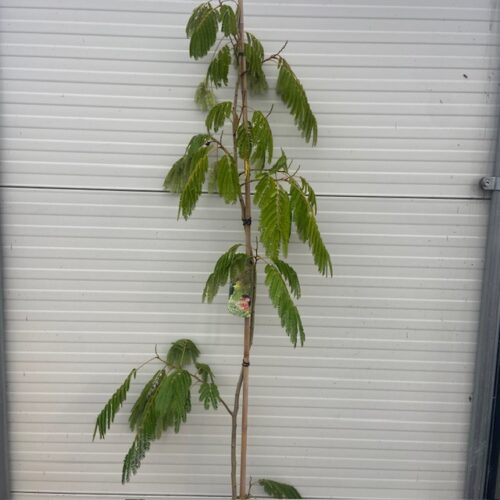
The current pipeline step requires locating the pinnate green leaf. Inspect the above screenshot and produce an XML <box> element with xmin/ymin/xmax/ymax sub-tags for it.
<box><xmin>272</xmin><ymin>258</ymin><xmax>301</xmax><ymax>299</ymax></box>
<box><xmin>254</xmin><ymin>174</ymin><xmax>291</xmax><ymax>259</ymax></box>
<box><xmin>203</xmin><ymin>244</ymin><xmax>249</xmax><ymax>303</ymax></box>
<box><xmin>122</xmin><ymin>369</ymin><xmax>166</xmax><ymax>483</ymax></box>
<box><xmin>122</xmin><ymin>432</ymin><xmax>152</xmax><ymax>484</ymax></box>
<box><xmin>194</xmin><ymin>81</ymin><xmax>217</xmax><ymax>111</ymax></box>
<box><xmin>219</xmin><ymin>5</ymin><xmax>237</xmax><ymax>36</ymax></box>
<box><xmin>264</xmin><ymin>264</ymin><xmax>305</xmax><ymax>347</ymax></box>
<box><xmin>258</xmin><ymin>479</ymin><xmax>302</xmax><ymax>498</ymax></box>
<box><xmin>268</xmin><ymin>150</ymin><xmax>288</xmax><ymax>174</ymax></box>
<box><xmin>196</xmin><ymin>362</ymin><xmax>215</xmax><ymax>383</ymax></box>
<box><xmin>93</xmin><ymin>368</ymin><xmax>136</xmax><ymax>440</ymax></box>
<box><xmin>205</xmin><ymin>101</ymin><xmax>232</xmax><ymax>132</ymax></box>
<box><xmin>207</xmin><ymin>45</ymin><xmax>232</xmax><ymax>88</ymax></box>
<box><xmin>186</xmin><ymin>3</ymin><xmax>218</xmax><ymax>60</ymax></box>
<box><xmin>251</xmin><ymin>110</ymin><xmax>273</xmax><ymax>169</ymax></box>
<box><xmin>163</xmin><ymin>134</ymin><xmax>211</xmax><ymax>194</ymax></box>
<box><xmin>289</xmin><ymin>178</ymin><xmax>332</xmax><ymax>277</ymax></box>
<box><xmin>199</xmin><ymin>382</ymin><xmax>220</xmax><ymax>410</ymax></box>
<box><xmin>129</xmin><ymin>369</ymin><xmax>165</xmax><ymax>432</ymax></box>
<box><xmin>178</xmin><ymin>146</ymin><xmax>210</xmax><ymax>219</ymax></box>
<box><xmin>215</xmin><ymin>154</ymin><xmax>240</xmax><ymax>204</ymax></box>
<box><xmin>236</xmin><ymin>123</ymin><xmax>253</xmax><ymax>160</ymax></box>
<box><xmin>154</xmin><ymin>369</ymin><xmax>192</xmax><ymax>432</ymax></box>
<box><xmin>244</xmin><ymin>32</ymin><xmax>268</xmax><ymax>94</ymax></box>
<box><xmin>276</xmin><ymin>57</ymin><xmax>318</xmax><ymax>145</ymax></box>
<box><xmin>167</xmin><ymin>339</ymin><xmax>201</xmax><ymax>368</ymax></box>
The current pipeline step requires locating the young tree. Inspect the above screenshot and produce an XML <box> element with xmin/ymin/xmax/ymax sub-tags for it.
<box><xmin>93</xmin><ymin>1</ymin><xmax>332</xmax><ymax>498</ymax></box>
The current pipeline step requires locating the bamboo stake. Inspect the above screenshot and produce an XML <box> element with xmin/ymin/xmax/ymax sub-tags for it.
<box><xmin>237</xmin><ymin>0</ymin><xmax>252</xmax><ymax>497</ymax></box>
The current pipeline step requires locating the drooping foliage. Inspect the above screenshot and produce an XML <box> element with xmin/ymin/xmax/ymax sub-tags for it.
<box><xmin>276</xmin><ymin>57</ymin><xmax>318</xmax><ymax>145</ymax></box>
<box><xmin>186</xmin><ymin>2</ymin><xmax>219</xmax><ymax>60</ymax></box>
<box><xmin>244</xmin><ymin>32</ymin><xmax>268</xmax><ymax>94</ymax></box>
<box><xmin>178</xmin><ymin>146</ymin><xmax>210</xmax><ymax>220</ymax></box>
<box><xmin>272</xmin><ymin>258</ymin><xmax>301</xmax><ymax>299</ymax></box>
<box><xmin>94</xmin><ymin>340</ymin><xmax>221</xmax><ymax>484</ymax></box>
<box><xmin>166</xmin><ymin>338</ymin><xmax>201</xmax><ymax>368</ymax></box>
<box><xmin>264</xmin><ymin>263</ymin><xmax>305</xmax><ymax>347</ymax></box>
<box><xmin>97</xmin><ymin>0</ymin><xmax>334</xmax><ymax>495</ymax></box>
<box><xmin>251</xmin><ymin>110</ymin><xmax>273</xmax><ymax>169</ymax></box>
<box><xmin>93</xmin><ymin>368</ymin><xmax>136</xmax><ymax>440</ymax></box>
<box><xmin>205</xmin><ymin>101</ymin><xmax>232</xmax><ymax>132</ymax></box>
<box><xmin>258</xmin><ymin>479</ymin><xmax>303</xmax><ymax>499</ymax></box>
<box><xmin>202</xmin><ymin>244</ymin><xmax>250</xmax><ymax>303</ymax></box>
<box><xmin>236</xmin><ymin>122</ymin><xmax>253</xmax><ymax>160</ymax></box>
<box><xmin>199</xmin><ymin>380</ymin><xmax>220</xmax><ymax>410</ymax></box>
<box><xmin>163</xmin><ymin>134</ymin><xmax>210</xmax><ymax>193</ymax></box>
<box><xmin>207</xmin><ymin>45</ymin><xmax>232</xmax><ymax>87</ymax></box>
<box><xmin>195</xmin><ymin>81</ymin><xmax>217</xmax><ymax>111</ymax></box>
<box><xmin>254</xmin><ymin>174</ymin><xmax>291</xmax><ymax>260</ymax></box>
<box><xmin>219</xmin><ymin>4</ymin><xmax>237</xmax><ymax>36</ymax></box>
<box><xmin>289</xmin><ymin>178</ymin><xmax>332</xmax><ymax>277</ymax></box>
<box><xmin>214</xmin><ymin>154</ymin><xmax>241</xmax><ymax>203</ymax></box>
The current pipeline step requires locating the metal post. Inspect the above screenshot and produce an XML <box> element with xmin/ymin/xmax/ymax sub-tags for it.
<box><xmin>0</xmin><ymin>236</ymin><xmax>10</xmax><ymax>498</ymax></box>
<box><xmin>464</xmin><ymin>118</ymin><xmax>500</xmax><ymax>498</ymax></box>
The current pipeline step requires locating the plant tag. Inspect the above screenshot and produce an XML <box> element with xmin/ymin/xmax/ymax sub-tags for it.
<box><xmin>227</xmin><ymin>281</ymin><xmax>252</xmax><ymax>318</ymax></box>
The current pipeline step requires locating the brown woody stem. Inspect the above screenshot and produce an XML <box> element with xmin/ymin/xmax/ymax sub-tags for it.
<box><xmin>237</xmin><ymin>1</ymin><xmax>253</xmax><ymax>498</ymax></box>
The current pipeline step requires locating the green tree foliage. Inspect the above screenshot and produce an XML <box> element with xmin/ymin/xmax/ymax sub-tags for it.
<box><xmin>202</xmin><ymin>244</ymin><xmax>249</xmax><ymax>303</ymax></box>
<box><xmin>214</xmin><ymin>154</ymin><xmax>241</xmax><ymax>203</ymax></box>
<box><xmin>207</xmin><ymin>45</ymin><xmax>232</xmax><ymax>87</ymax></box>
<box><xmin>96</xmin><ymin>1</ymin><xmax>333</xmax><ymax>496</ymax></box>
<box><xmin>186</xmin><ymin>3</ymin><xmax>218</xmax><ymax>59</ymax></box>
<box><xmin>205</xmin><ymin>101</ymin><xmax>232</xmax><ymax>132</ymax></box>
<box><xmin>264</xmin><ymin>264</ymin><xmax>305</xmax><ymax>347</ymax></box>
<box><xmin>219</xmin><ymin>4</ymin><xmax>237</xmax><ymax>36</ymax></box>
<box><xmin>163</xmin><ymin>134</ymin><xmax>210</xmax><ymax>194</ymax></box>
<box><xmin>258</xmin><ymin>479</ymin><xmax>303</xmax><ymax>499</ymax></box>
<box><xmin>166</xmin><ymin>338</ymin><xmax>201</xmax><ymax>367</ymax></box>
<box><xmin>289</xmin><ymin>178</ymin><xmax>333</xmax><ymax>277</ymax></box>
<box><xmin>236</xmin><ymin>123</ymin><xmax>253</xmax><ymax>160</ymax></box>
<box><xmin>245</xmin><ymin>32</ymin><xmax>268</xmax><ymax>93</ymax></box>
<box><xmin>195</xmin><ymin>81</ymin><xmax>217</xmax><ymax>111</ymax></box>
<box><xmin>199</xmin><ymin>381</ymin><xmax>220</xmax><ymax>410</ymax></box>
<box><xmin>93</xmin><ymin>368</ymin><xmax>136</xmax><ymax>440</ymax></box>
<box><xmin>94</xmin><ymin>340</ymin><xmax>222</xmax><ymax>484</ymax></box>
<box><xmin>254</xmin><ymin>174</ymin><xmax>291</xmax><ymax>259</ymax></box>
<box><xmin>251</xmin><ymin>110</ymin><xmax>273</xmax><ymax>169</ymax></box>
<box><xmin>276</xmin><ymin>57</ymin><xmax>318</xmax><ymax>145</ymax></box>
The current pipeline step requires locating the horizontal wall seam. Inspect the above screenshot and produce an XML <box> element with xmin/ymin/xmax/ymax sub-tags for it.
<box><xmin>0</xmin><ymin>184</ymin><xmax>490</xmax><ymax>202</ymax></box>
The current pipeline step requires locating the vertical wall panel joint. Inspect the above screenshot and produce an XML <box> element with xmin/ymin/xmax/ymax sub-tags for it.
<box><xmin>465</xmin><ymin>116</ymin><xmax>500</xmax><ymax>499</ymax></box>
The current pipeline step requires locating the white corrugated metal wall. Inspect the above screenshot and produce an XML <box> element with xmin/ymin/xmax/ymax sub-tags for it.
<box><xmin>1</xmin><ymin>0</ymin><xmax>499</xmax><ymax>499</ymax></box>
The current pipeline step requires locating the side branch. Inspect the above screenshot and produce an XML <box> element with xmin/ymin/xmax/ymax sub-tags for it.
<box><xmin>263</xmin><ymin>41</ymin><xmax>288</xmax><ymax>64</ymax></box>
<box><xmin>231</xmin><ymin>367</ymin><xmax>244</xmax><ymax>499</ymax></box>
<box><xmin>209</xmin><ymin>135</ymin><xmax>234</xmax><ymax>159</ymax></box>
<box><xmin>189</xmin><ymin>371</ymin><xmax>233</xmax><ymax>417</ymax></box>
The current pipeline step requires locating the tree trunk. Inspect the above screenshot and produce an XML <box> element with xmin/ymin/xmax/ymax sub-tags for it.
<box><xmin>237</xmin><ymin>0</ymin><xmax>252</xmax><ymax>498</ymax></box>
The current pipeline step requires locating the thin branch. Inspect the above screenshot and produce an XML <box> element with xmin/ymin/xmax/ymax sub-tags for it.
<box><xmin>231</xmin><ymin>367</ymin><xmax>244</xmax><ymax>499</ymax></box>
<box><xmin>209</xmin><ymin>135</ymin><xmax>234</xmax><ymax>159</ymax></box>
<box><xmin>265</xmin><ymin>103</ymin><xmax>274</xmax><ymax>119</ymax></box>
<box><xmin>136</xmin><ymin>355</ymin><xmax>161</xmax><ymax>372</ymax></box>
<box><xmin>239</xmin><ymin>178</ymin><xmax>260</xmax><ymax>187</ymax></box>
<box><xmin>154</xmin><ymin>343</ymin><xmax>167</xmax><ymax>364</ymax></box>
<box><xmin>288</xmin><ymin>160</ymin><xmax>301</xmax><ymax>178</ymax></box>
<box><xmin>255</xmin><ymin>253</ymin><xmax>272</xmax><ymax>267</ymax></box>
<box><xmin>205</xmin><ymin>39</ymin><xmax>230</xmax><ymax>85</ymax></box>
<box><xmin>218</xmin><ymin>396</ymin><xmax>234</xmax><ymax>416</ymax></box>
<box><xmin>188</xmin><ymin>371</ymin><xmax>233</xmax><ymax>417</ymax></box>
<box><xmin>247</xmin><ymin>477</ymin><xmax>254</xmax><ymax>498</ymax></box>
<box><xmin>262</xmin><ymin>40</ymin><xmax>288</xmax><ymax>64</ymax></box>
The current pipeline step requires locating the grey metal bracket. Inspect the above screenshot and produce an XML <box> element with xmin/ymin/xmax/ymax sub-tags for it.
<box><xmin>480</xmin><ymin>176</ymin><xmax>500</xmax><ymax>191</ymax></box>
